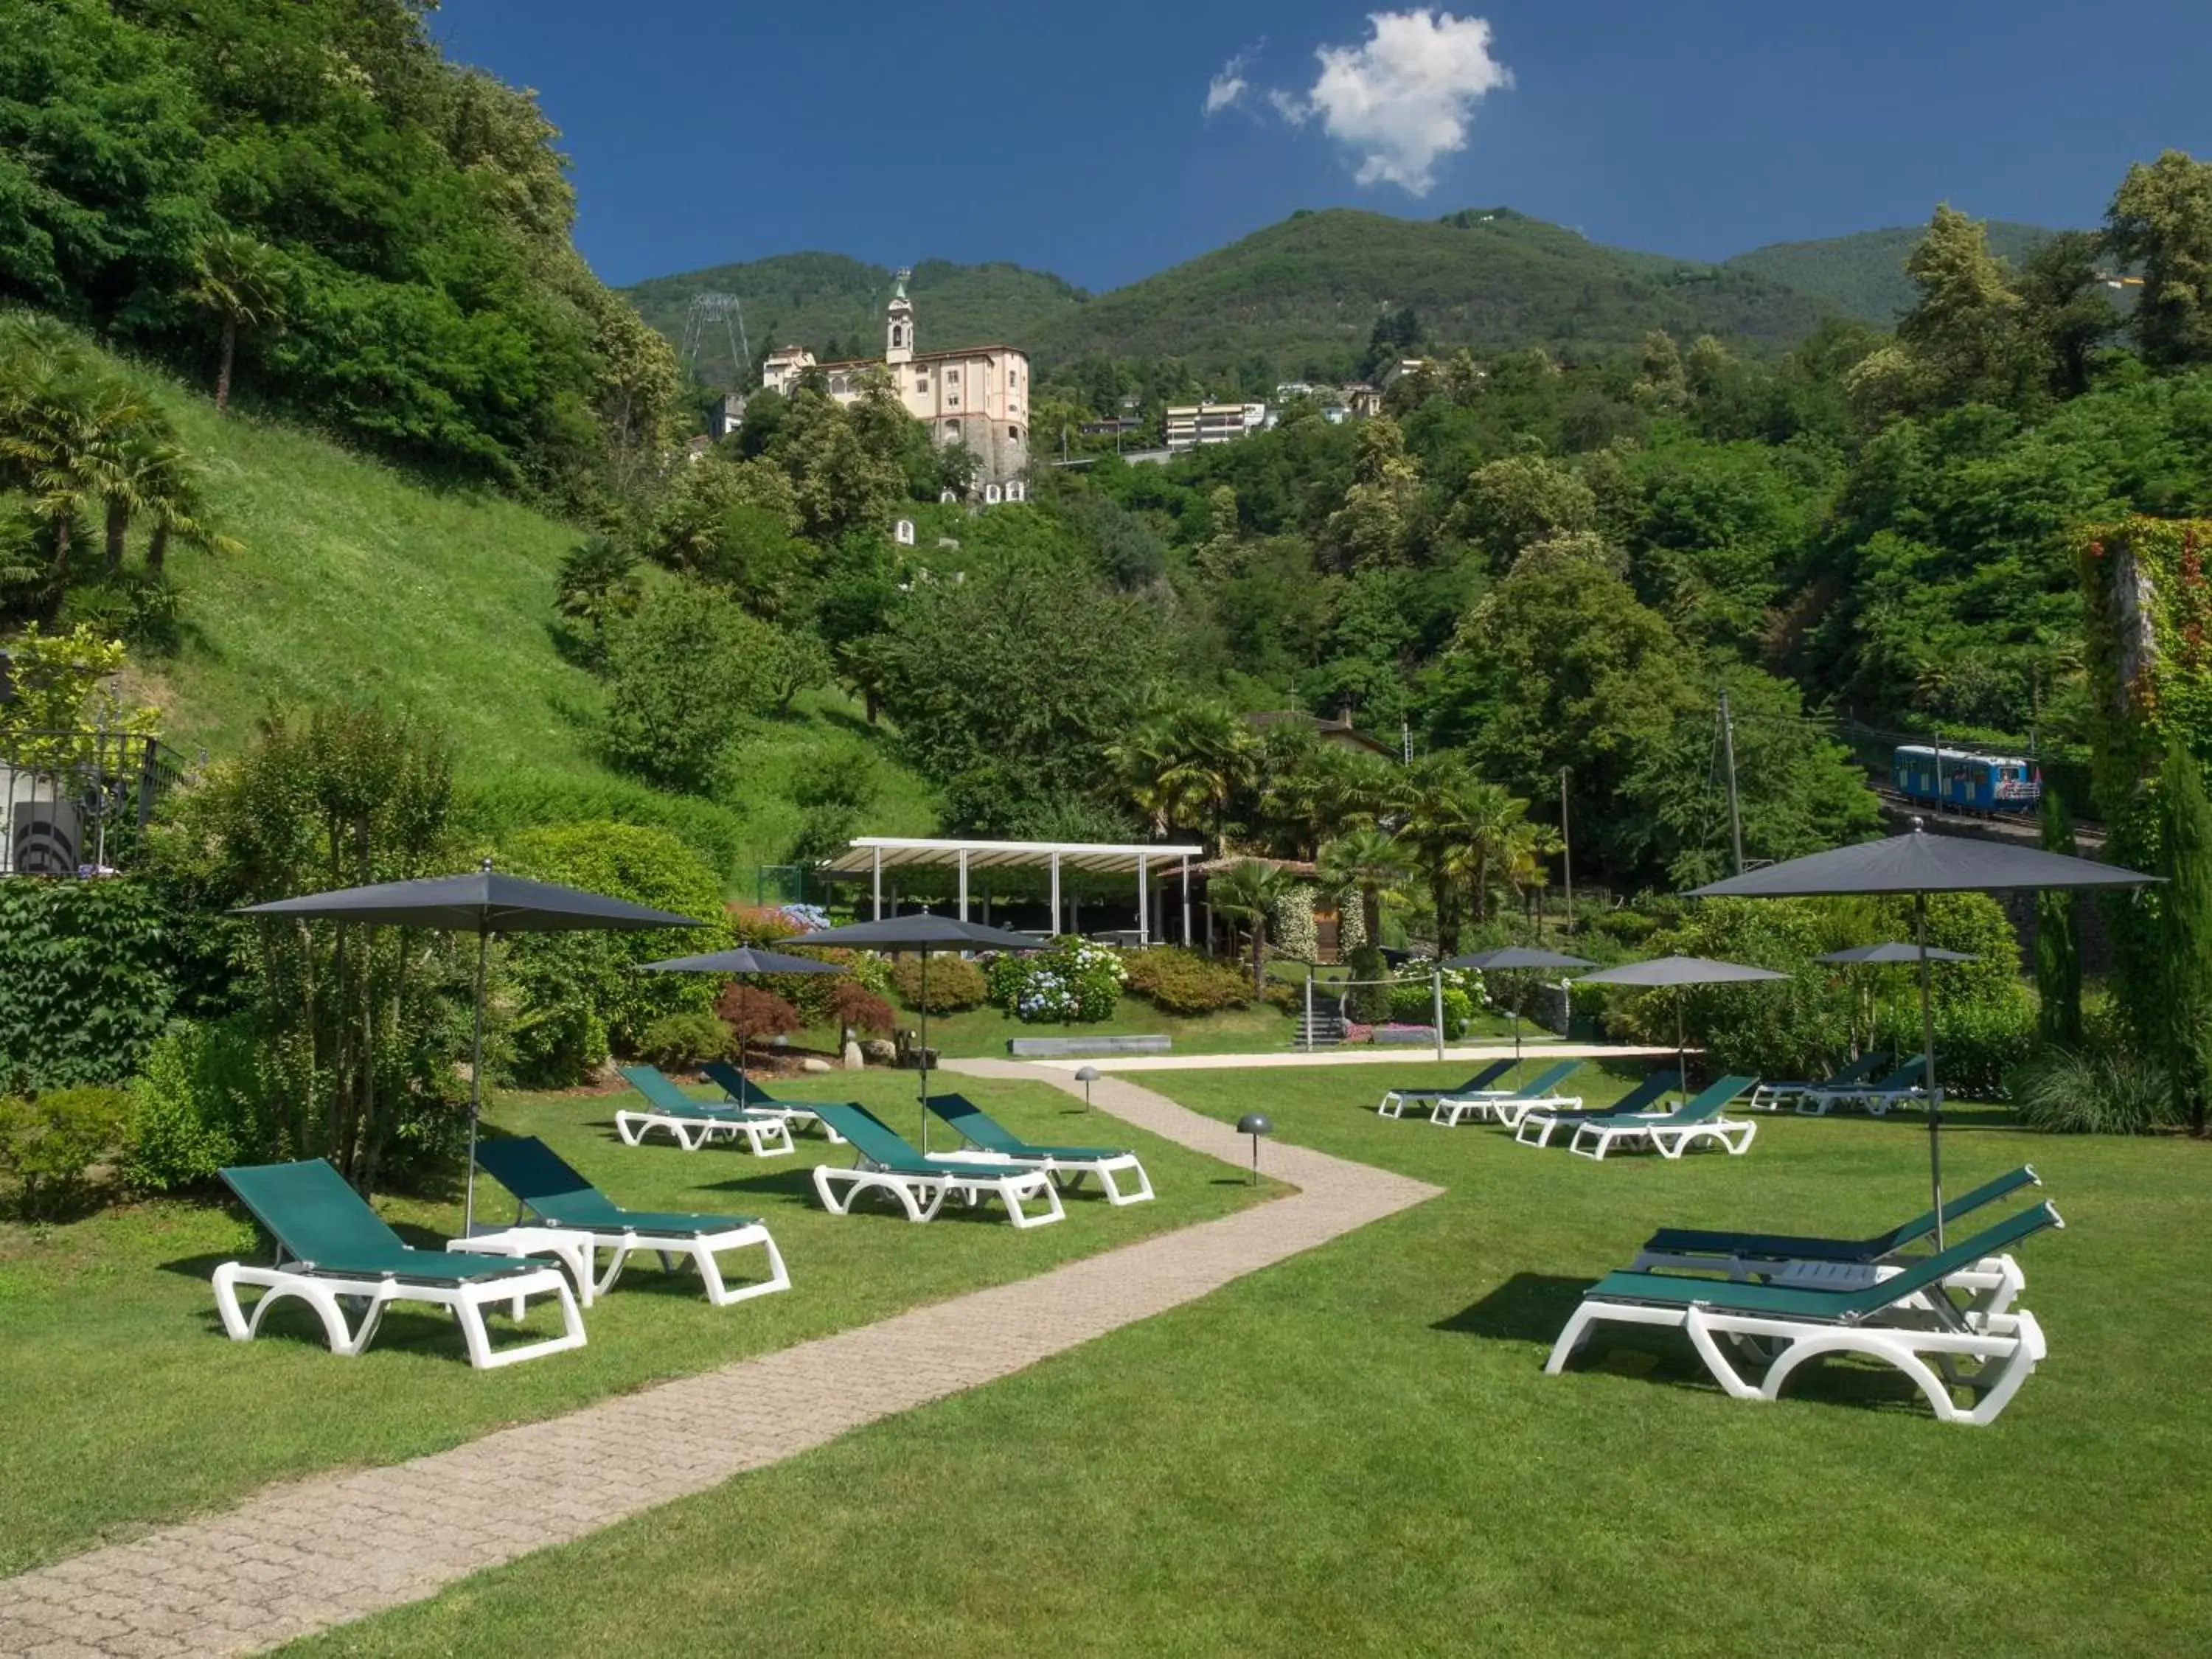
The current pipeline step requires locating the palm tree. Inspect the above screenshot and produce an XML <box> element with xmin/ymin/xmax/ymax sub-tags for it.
<box><xmin>1318</xmin><ymin>825</ymin><xmax>1405</xmax><ymax>948</ymax></box>
<box><xmin>1</xmin><ymin>370</ymin><xmax>147</xmax><ymax>596</ymax></box>
<box><xmin>186</xmin><ymin>232</ymin><xmax>288</xmax><ymax>414</ymax></box>
<box><xmin>1457</xmin><ymin>782</ymin><xmax>1531</xmax><ymax>928</ymax></box>
<box><xmin>1110</xmin><ymin>700</ymin><xmax>1262</xmax><ymax>852</ymax></box>
<box><xmin>1209</xmin><ymin>858</ymin><xmax>1290</xmax><ymax>996</ymax></box>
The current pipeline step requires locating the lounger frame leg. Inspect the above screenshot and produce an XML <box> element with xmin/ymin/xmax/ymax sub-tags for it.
<box><xmin>212</xmin><ymin>1263</ymin><xmax>585</xmax><ymax>1368</ymax></box>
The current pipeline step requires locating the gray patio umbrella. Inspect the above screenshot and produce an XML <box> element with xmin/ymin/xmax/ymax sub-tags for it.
<box><xmin>1814</xmin><ymin>943</ymin><xmax>1975</xmax><ymax>1072</ymax></box>
<box><xmin>1694</xmin><ymin>819</ymin><xmax>2157</xmax><ymax>1244</ymax></box>
<box><xmin>638</xmin><ymin>945</ymin><xmax>846</xmax><ymax>1102</ymax></box>
<box><xmin>787</xmin><ymin>912</ymin><xmax>1041</xmax><ymax>1148</ymax></box>
<box><xmin>1573</xmin><ymin>955</ymin><xmax>1790</xmax><ymax>1099</ymax></box>
<box><xmin>1443</xmin><ymin>946</ymin><xmax>1596</xmax><ymax>1075</ymax></box>
<box><xmin>237</xmin><ymin>860</ymin><xmax>704</xmax><ymax>1232</ymax></box>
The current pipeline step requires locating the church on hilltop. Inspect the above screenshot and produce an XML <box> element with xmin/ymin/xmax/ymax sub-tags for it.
<box><xmin>759</xmin><ymin>271</ymin><xmax>1031</xmax><ymax>490</ymax></box>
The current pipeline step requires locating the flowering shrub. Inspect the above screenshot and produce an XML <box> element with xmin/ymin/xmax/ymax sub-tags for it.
<box><xmin>779</xmin><ymin>903</ymin><xmax>830</xmax><ymax>933</ymax></box>
<box><xmin>987</xmin><ymin>938</ymin><xmax>1127</xmax><ymax>1023</ymax></box>
<box><xmin>1335</xmin><ymin>891</ymin><xmax>1368</xmax><ymax>953</ymax></box>
<box><xmin>728</xmin><ymin>904</ymin><xmax>803</xmax><ymax>945</ymax></box>
<box><xmin>1272</xmin><ymin>885</ymin><xmax>1319</xmax><ymax>961</ymax></box>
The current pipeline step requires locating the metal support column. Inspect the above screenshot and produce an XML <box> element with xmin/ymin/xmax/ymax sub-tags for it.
<box><xmin>1049</xmin><ymin>852</ymin><xmax>1061</xmax><ymax>939</ymax></box>
<box><xmin>1137</xmin><ymin>854</ymin><xmax>1150</xmax><ymax>946</ymax></box>
<box><xmin>1180</xmin><ymin>855</ymin><xmax>1192</xmax><ymax>947</ymax></box>
<box><xmin>957</xmin><ymin>849</ymin><xmax>970</xmax><ymax>922</ymax></box>
<box><xmin>872</xmin><ymin>845</ymin><xmax>883</xmax><ymax>921</ymax></box>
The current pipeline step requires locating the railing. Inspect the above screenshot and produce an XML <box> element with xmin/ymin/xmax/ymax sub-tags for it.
<box><xmin>0</xmin><ymin>729</ymin><xmax>187</xmax><ymax>876</ymax></box>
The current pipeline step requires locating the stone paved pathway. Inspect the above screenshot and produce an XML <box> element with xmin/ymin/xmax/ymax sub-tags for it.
<box><xmin>0</xmin><ymin>1062</ymin><xmax>1439</xmax><ymax>1658</ymax></box>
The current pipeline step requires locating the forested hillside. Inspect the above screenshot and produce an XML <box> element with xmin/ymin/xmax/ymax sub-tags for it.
<box><xmin>630</xmin><ymin>207</ymin><xmax>1837</xmax><ymax>389</ymax></box>
<box><xmin>625</xmin><ymin>254</ymin><xmax>1085</xmax><ymax>388</ymax></box>
<box><xmin>1727</xmin><ymin>220</ymin><xmax>2062</xmax><ymax>321</ymax></box>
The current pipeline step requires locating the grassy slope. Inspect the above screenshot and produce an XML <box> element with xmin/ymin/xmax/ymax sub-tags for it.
<box><xmin>129</xmin><ymin>365</ymin><xmax>935</xmax><ymax>881</ymax></box>
<box><xmin>0</xmin><ymin>1071</ymin><xmax>1267</xmax><ymax>1575</ymax></box>
<box><xmin>1725</xmin><ymin>220</ymin><xmax>2062</xmax><ymax>323</ymax></box>
<box><xmin>288</xmin><ymin>1065</ymin><xmax>2212</xmax><ymax>1656</ymax></box>
<box><xmin>623</xmin><ymin>251</ymin><xmax>1088</xmax><ymax>387</ymax></box>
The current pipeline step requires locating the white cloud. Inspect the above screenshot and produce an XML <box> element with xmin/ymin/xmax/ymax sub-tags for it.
<box><xmin>1203</xmin><ymin>52</ymin><xmax>1251</xmax><ymax>116</ymax></box>
<box><xmin>1271</xmin><ymin>10</ymin><xmax>1512</xmax><ymax>196</ymax></box>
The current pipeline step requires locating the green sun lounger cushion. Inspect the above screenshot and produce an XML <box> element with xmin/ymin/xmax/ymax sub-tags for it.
<box><xmin>475</xmin><ymin>1137</ymin><xmax>762</xmax><ymax>1237</ymax></box>
<box><xmin>220</xmin><ymin>1159</ymin><xmax>541</xmax><ymax>1285</ymax></box>
<box><xmin>1643</xmin><ymin>1165</ymin><xmax>2042</xmax><ymax>1265</ymax></box>
<box><xmin>925</xmin><ymin>1093</ymin><xmax>1133</xmax><ymax>1161</ymax></box>
<box><xmin>811</xmin><ymin>1102</ymin><xmax>1041</xmax><ymax>1182</ymax></box>
<box><xmin>1589</xmin><ymin>1200</ymin><xmax>2062</xmax><ymax>1323</ymax></box>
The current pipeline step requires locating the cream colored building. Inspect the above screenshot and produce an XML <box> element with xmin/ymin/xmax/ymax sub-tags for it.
<box><xmin>759</xmin><ymin>272</ymin><xmax>1030</xmax><ymax>488</ymax></box>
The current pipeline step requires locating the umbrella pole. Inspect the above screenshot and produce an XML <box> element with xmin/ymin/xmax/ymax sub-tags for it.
<box><xmin>464</xmin><ymin>928</ymin><xmax>487</xmax><ymax>1236</ymax></box>
<box><xmin>1677</xmin><ymin>992</ymin><xmax>1686</xmax><ymax>1099</ymax></box>
<box><xmin>1919</xmin><ymin>891</ymin><xmax>1944</xmax><ymax>1249</ymax></box>
<box><xmin>919</xmin><ymin>950</ymin><xmax>931</xmax><ymax>1151</ymax></box>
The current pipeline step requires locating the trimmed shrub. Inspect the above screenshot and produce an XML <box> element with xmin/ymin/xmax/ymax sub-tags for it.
<box><xmin>1390</xmin><ymin>981</ymin><xmax>1473</xmax><ymax>1037</ymax></box>
<box><xmin>1262</xmin><ymin>979</ymin><xmax>1304</xmax><ymax>1015</ymax></box>
<box><xmin>1342</xmin><ymin>945</ymin><xmax>1394</xmax><ymax>1023</ymax></box>
<box><xmin>2012</xmin><ymin>1048</ymin><xmax>2174</xmax><ymax>1134</ymax></box>
<box><xmin>1122</xmin><ymin>947</ymin><xmax>1252</xmax><ymax>1015</ymax></box>
<box><xmin>891</xmin><ymin>954</ymin><xmax>990</xmax><ymax>1013</ymax></box>
<box><xmin>498</xmin><ymin>821</ymin><xmax>732</xmax><ymax>1085</ymax></box>
<box><xmin>0</xmin><ymin>1086</ymin><xmax>130</xmax><ymax>1219</ymax></box>
<box><xmin>122</xmin><ymin>1017</ymin><xmax>273</xmax><ymax>1193</ymax></box>
<box><xmin>638</xmin><ymin>1012</ymin><xmax>731</xmax><ymax>1069</ymax></box>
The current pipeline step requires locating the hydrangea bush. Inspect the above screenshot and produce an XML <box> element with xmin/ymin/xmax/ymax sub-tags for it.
<box><xmin>987</xmin><ymin>938</ymin><xmax>1127</xmax><ymax>1023</ymax></box>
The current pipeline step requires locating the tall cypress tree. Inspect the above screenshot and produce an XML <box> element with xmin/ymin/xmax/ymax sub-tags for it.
<box><xmin>2036</xmin><ymin>788</ymin><xmax>2084</xmax><ymax>1048</ymax></box>
<box><xmin>2157</xmin><ymin>742</ymin><xmax>2212</xmax><ymax>1133</ymax></box>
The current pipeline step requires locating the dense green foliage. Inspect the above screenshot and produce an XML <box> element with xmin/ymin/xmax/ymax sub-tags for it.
<box><xmin>495</xmin><ymin>820</ymin><xmax>731</xmax><ymax>1086</ymax></box>
<box><xmin>1724</xmin><ymin>220</ymin><xmax>2060</xmax><ymax>321</ymax></box>
<box><xmin>0</xmin><ymin>0</ymin><xmax>680</xmax><ymax>504</ymax></box>
<box><xmin>0</xmin><ymin>877</ymin><xmax>178</xmax><ymax>1093</ymax></box>
<box><xmin>0</xmin><ymin>1084</ymin><xmax>128</xmax><ymax>1217</ymax></box>
<box><xmin>141</xmin><ymin>703</ymin><xmax>475</xmax><ymax>1192</ymax></box>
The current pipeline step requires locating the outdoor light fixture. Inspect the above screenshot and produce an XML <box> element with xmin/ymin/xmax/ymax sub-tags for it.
<box><xmin>1235</xmin><ymin>1112</ymin><xmax>1274</xmax><ymax>1185</ymax></box>
<box><xmin>1075</xmin><ymin>1065</ymin><xmax>1101</xmax><ymax>1111</ymax></box>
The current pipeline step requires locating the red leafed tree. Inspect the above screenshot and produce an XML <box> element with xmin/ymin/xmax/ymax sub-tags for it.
<box><xmin>826</xmin><ymin>980</ymin><xmax>896</xmax><ymax>1037</ymax></box>
<box><xmin>715</xmin><ymin>985</ymin><xmax>801</xmax><ymax>1059</ymax></box>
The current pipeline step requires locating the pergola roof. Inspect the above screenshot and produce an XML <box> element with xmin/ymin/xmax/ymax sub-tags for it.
<box><xmin>819</xmin><ymin>837</ymin><xmax>1207</xmax><ymax>880</ymax></box>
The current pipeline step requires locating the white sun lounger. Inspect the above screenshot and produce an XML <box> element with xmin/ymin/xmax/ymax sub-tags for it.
<box><xmin>215</xmin><ymin>1159</ymin><xmax>586</xmax><ymax>1370</ymax></box>
<box><xmin>1431</xmin><ymin>1061</ymin><xmax>1584</xmax><ymax>1127</ymax></box>
<box><xmin>1377</xmin><ymin>1062</ymin><xmax>1514</xmax><ymax>1119</ymax></box>
<box><xmin>613</xmin><ymin>1065</ymin><xmax>795</xmax><ymax>1156</ymax></box>
<box><xmin>810</xmin><ymin>1102</ymin><xmax>1065</xmax><ymax>1228</ymax></box>
<box><xmin>1561</xmin><ymin>1076</ymin><xmax>1759</xmax><ymax>1160</ymax></box>
<box><xmin>1547</xmin><ymin>1200</ymin><xmax>2062</xmax><ymax>1425</ymax></box>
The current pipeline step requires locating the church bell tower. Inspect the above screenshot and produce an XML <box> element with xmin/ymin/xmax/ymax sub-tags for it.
<box><xmin>886</xmin><ymin>268</ymin><xmax>914</xmax><ymax>366</ymax></box>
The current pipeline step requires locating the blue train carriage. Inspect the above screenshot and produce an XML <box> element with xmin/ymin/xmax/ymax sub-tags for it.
<box><xmin>1891</xmin><ymin>745</ymin><xmax>2043</xmax><ymax>815</ymax></box>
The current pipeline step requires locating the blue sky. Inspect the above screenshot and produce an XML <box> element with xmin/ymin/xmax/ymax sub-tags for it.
<box><xmin>437</xmin><ymin>1</ymin><xmax>2212</xmax><ymax>292</ymax></box>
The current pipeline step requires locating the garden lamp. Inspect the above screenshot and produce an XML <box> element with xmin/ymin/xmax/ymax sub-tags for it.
<box><xmin>1236</xmin><ymin>1112</ymin><xmax>1273</xmax><ymax>1185</ymax></box>
<box><xmin>1075</xmin><ymin>1065</ymin><xmax>1101</xmax><ymax>1112</ymax></box>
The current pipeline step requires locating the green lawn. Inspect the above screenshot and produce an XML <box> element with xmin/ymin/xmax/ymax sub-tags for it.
<box><xmin>285</xmin><ymin>1062</ymin><xmax>2212</xmax><ymax>1655</ymax></box>
<box><xmin>0</xmin><ymin>1071</ymin><xmax>1264</xmax><ymax>1577</ymax></box>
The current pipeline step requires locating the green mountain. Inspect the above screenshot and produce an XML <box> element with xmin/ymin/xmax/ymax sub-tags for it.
<box><xmin>1024</xmin><ymin>208</ymin><xmax>1833</xmax><ymax>375</ymax></box>
<box><xmin>628</xmin><ymin>208</ymin><xmax>1838</xmax><ymax>386</ymax></box>
<box><xmin>625</xmin><ymin>254</ymin><xmax>1086</xmax><ymax>387</ymax></box>
<box><xmin>1725</xmin><ymin>221</ymin><xmax>2064</xmax><ymax>322</ymax></box>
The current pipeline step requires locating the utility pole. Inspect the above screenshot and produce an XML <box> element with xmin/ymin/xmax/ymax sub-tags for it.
<box><xmin>1559</xmin><ymin>767</ymin><xmax>1573</xmax><ymax>939</ymax></box>
<box><xmin>1719</xmin><ymin>689</ymin><xmax>1745</xmax><ymax>875</ymax></box>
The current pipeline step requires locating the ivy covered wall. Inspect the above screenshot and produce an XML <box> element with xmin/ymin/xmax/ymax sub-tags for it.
<box><xmin>2078</xmin><ymin>516</ymin><xmax>2212</xmax><ymax>992</ymax></box>
<box><xmin>0</xmin><ymin>878</ymin><xmax>178</xmax><ymax>1091</ymax></box>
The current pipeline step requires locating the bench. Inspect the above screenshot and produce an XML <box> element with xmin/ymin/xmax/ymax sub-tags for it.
<box><xmin>1370</xmin><ymin>1025</ymin><xmax>1439</xmax><ymax>1046</ymax></box>
<box><xmin>1007</xmin><ymin>1034</ymin><xmax>1172</xmax><ymax>1058</ymax></box>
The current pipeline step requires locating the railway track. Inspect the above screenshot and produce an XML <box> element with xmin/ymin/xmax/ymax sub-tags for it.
<box><xmin>1871</xmin><ymin>786</ymin><xmax>2107</xmax><ymax>852</ymax></box>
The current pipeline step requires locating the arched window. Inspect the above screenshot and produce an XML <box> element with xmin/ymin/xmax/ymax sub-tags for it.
<box><xmin>891</xmin><ymin>325</ymin><xmax>905</xmax><ymax>348</ymax></box>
